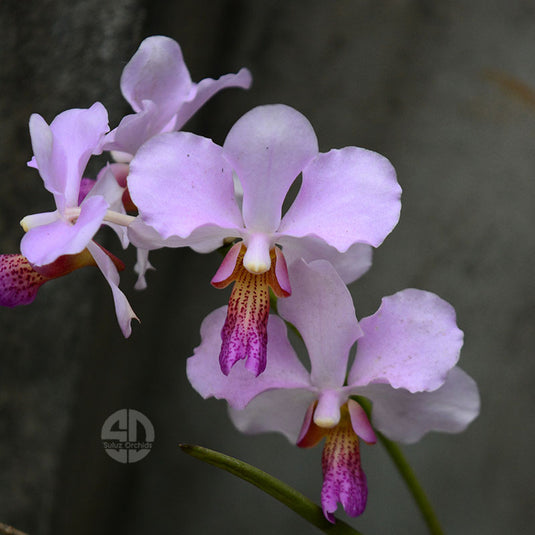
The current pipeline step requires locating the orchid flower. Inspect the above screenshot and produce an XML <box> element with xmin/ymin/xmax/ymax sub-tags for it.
<box><xmin>4</xmin><ymin>103</ymin><xmax>138</xmax><ymax>337</ymax></box>
<box><xmin>187</xmin><ymin>259</ymin><xmax>480</xmax><ymax>521</ymax></box>
<box><xmin>103</xmin><ymin>35</ymin><xmax>252</xmax><ymax>160</ymax></box>
<box><xmin>102</xmin><ymin>35</ymin><xmax>252</xmax><ymax>288</ymax></box>
<box><xmin>127</xmin><ymin>104</ymin><xmax>401</xmax><ymax>375</ymax></box>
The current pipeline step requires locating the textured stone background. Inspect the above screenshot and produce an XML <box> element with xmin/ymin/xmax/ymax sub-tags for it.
<box><xmin>1</xmin><ymin>1</ymin><xmax>534</xmax><ymax>534</ymax></box>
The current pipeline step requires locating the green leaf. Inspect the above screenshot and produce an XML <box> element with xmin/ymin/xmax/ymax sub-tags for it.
<box><xmin>179</xmin><ymin>443</ymin><xmax>365</xmax><ymax>534</ymax></box>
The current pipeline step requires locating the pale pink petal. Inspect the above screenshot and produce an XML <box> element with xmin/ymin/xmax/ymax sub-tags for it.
<box><xmin>348</xmin><ymin>289</ymin><xmax>463</xmax><ymax>392</ymax></box>
<box><xmin>171</xmin><ymin>68</ymin><xmax>253</xmax><ymax>130</ymax></box>
<box><xmin>279</xmin><ymin>147</ymin><xmax>401</xmax><ymax>250</ymax></box>
<box><xmin>104</xmin><ymin>100</ymin><xmax>169</xmax><ymax>156</ymax></box>
<box><xmin>278</xmin><ymin>259</ymin><xmax>362</xmax><ymax>389</ymax></box>
<box><xmin>120</xmin><ymin>35</ymin><xmax>192</xmax><ymax>115</ymax></box>
<box><xmin>87</xmin><ymin>242</ymin><xmax>138</xmax><ymax>338</ymax></box>
<box><xmin>128</xmin><ymin>131</ymin><xmax>244</xmax><ymax>243</ymax></box>
<box><xmin>223</xmin><ymin>104</ymin><xmax>318</xmax><ymax>233</ymax></box>
<box><xmin>358</xmin><ymin>367</ymin><xmax>480</xmax><ymax>444</ymax></box>
<box><xmin>187</xmin><ymin>307</ymin><xmax>312</xmax><ymax>409</ymax></box>
<box><xmin>228</xmin><ymin>388</ymin><xmax>316</xmax><ymax>443</ymax></box>
<box><xmin>29</xmin><ymin>103</ymin><xmax>109</xmax><ymax>211</ymax></box>
<box><xmin>21</xmin><ymin>196</ymin><xmax>108</xmax><ymax>266</ymax></box>
<box><xmin>278</xmin><ymin>235</ymin><xmax>372</xmax><ymax>284</ymax></box>
<box><xmin>127</xmin><ymin>218</ymin><xmax>190</xmax><ymax>251</ymax></box>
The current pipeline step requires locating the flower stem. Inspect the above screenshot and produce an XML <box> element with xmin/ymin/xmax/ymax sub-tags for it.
<box><xmin>103</xmin><ymin>209</ymin><xmax>136</xmax><ymax>226</ymax></box>
<box><xmin>352</xmin><ymin>396</ymin><xmax>444</xmax><ymax>535</ymax></box>
<box><xmin>179</xmin><ymin>443</ymin><xmax>364</xmax><ymax>534</ymax></box>
<box><xmin>376</xmin><ymin>433</ymin><xmax>444</xmax><ymax>535</ymax></box>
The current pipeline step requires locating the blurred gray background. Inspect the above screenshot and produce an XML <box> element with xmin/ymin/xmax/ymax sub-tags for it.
<box><xmin>1</xmin><ymin>0</ymin><xmax>533</xmax><ymax>533</ymax></box>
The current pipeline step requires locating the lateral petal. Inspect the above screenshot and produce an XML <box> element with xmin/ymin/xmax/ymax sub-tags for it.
<box><xmin>279</xmin><ymin>147</ymin><xmax>401</xmax><ymax>250</ymax></box>
<box><xmin>128</xmin><ymin>131</ymin><xmax>243</xmax><ymax>241</ymax></box>
<box><xmin>349</xmin><ymin>289</ymin><xmax>463</xmax><ymax>392</ymax></box>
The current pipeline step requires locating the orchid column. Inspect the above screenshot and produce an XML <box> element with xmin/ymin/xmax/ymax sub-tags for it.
<box><xmin>127</xmin><ymin>104</ymin><xmax>401</xmax><ymax>375</ymax></box>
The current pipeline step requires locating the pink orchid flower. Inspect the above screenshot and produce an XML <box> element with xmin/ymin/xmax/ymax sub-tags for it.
<box><xmin>0</xmin><ymin>103</ymin><xmax>137</xmax><ymax>337</ymax></box>
<box><xmin>102</xmin><ymin>35</ymin><xmax>252</xmax><ymax>288</ymax></box>
<box><xmin>187</xmin><ymin>259</ymin><xmax>480</xmax><ymax>521</ymax></box>
<box><xmin>127</xmin><ymin>104</ymin><xmax>402</xmax><ymax>375</ymax></box>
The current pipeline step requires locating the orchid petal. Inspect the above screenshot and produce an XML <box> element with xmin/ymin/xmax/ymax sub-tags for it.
<box><xmin>104</xmin><ymin>100</ymin><xmax>170</xmax><ymax>156</ymax></box>
<box><xmin>228</xmin><ymin>388</ymin><xmax>316</xmax><ymax>443</ymax></box>
<box><xmin>29</xmin><ymin>103</ymin><xmax>109</xmax><ymax>211</ymax></box>
<box><xmin>278</xmin><ymin>259</ymin><xmax>362</xmax><ymax>389</ymax></box>
<box><xmin>171</xmin><ymin>68</ymin><xmax>253</xmax><ymax>130</ymax></box>
<box><xmin>349</xmin><ymin>289</ymin><xmax>463</xmax><ymax>392</ymax></box>
<box><xmin>279</xmin><ymin>147</ymin><xmax>401</xmax><ymax>250</ymax></box>
<box><xmin>21</xmin><ymin>196</ymin><xmax>108</xmax><ymax>266</ymax></box>
<box><xmin>120</xmin><ymin>35</ymin><xmax>192</xmax><ymax>115</ymax></box>
<box><xmin>187</xmin><ymin>307</ymin><xmax>312</xmax><ymax>409</ymax></box>
<box><xmin>127</xmin><ymin>217</ymin><xmax>189</xmax><ymax>251</ymax></box>
<box><xmin>87</xmin><ymin>241</ymin><xmax>138</xmax><ymax>338</ymax></box>
<box><xmin>278</xmin><ymin>235</ymin><xmax>373</xmax><ymax>284</ymax></box>
<box><xmin>359</xmin><ymin>367</ymin><xmax>480</xmax><ymax>444</ymax></box>
<box><xmin>223</xmin><ymin>104</ymin><xmax>318</xmax><ymax>233</ymax></box>
<box><xmin>129</xmin><ymin>218</ymin><xmax>227</xmax><ymax>255</ymax></box>
<box><xmin>128</xmin><ymin>132</ymin><xmax>243</xmax><ymax>243</ymax></box>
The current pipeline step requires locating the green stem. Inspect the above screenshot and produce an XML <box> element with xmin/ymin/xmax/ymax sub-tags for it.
<box><xmin>352</xmin><ymin>396</ymin><xmax>444</xmax><ymax>535</ymax></box>
<box><xmin>376</xmin><ymin>433</ymin><xmax>444</xmax><ymax>535</ymax></box>
<box><xmin>179</xmin><ymin>444</ymin><xmax>364</xmax><ymax>535</ymax></box>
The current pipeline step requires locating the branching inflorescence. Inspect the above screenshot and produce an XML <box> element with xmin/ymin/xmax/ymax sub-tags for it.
<box><xmin>0</xmin><ymin>35</ymin><xmax>480</xmax><ymax>527</ymax></box>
